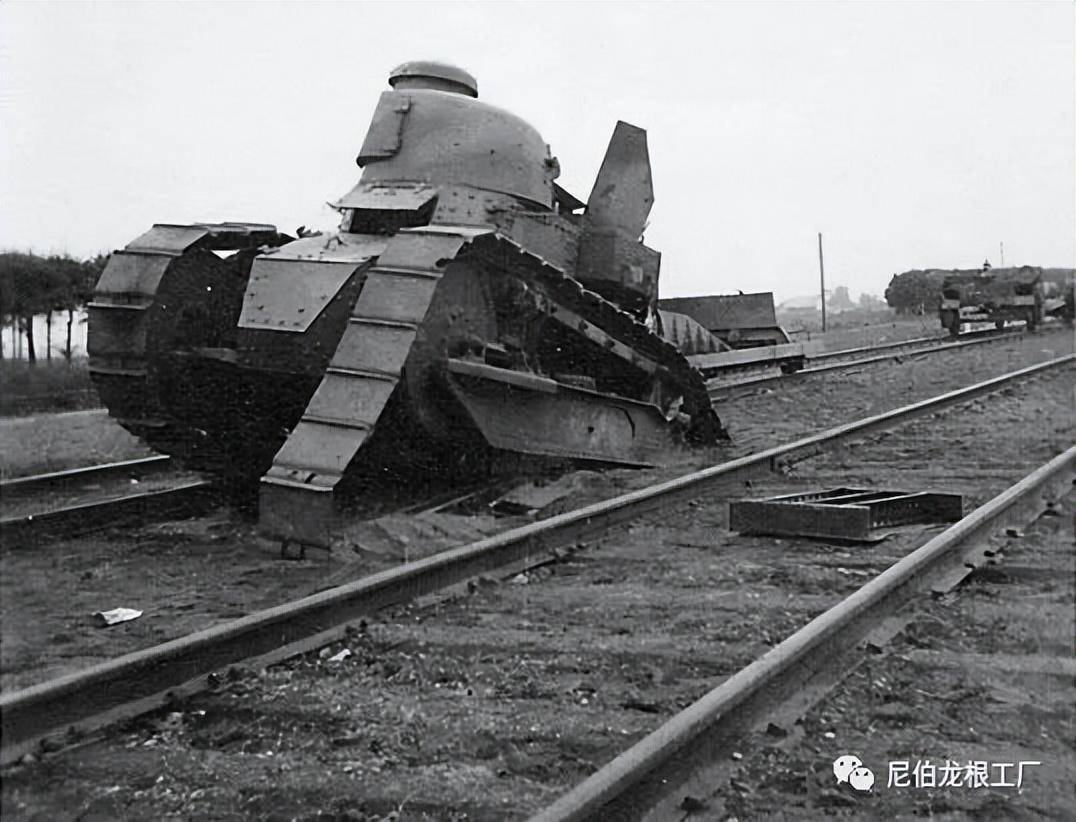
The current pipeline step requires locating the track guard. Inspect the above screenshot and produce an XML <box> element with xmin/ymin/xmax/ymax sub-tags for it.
<box><xmin>259</xmin><ymin>226</ymin><xmax>490</xmax><ymax>546</ymax></box>
<box><xmin>88</xmin><ymin>223</ymin><xmax>287</xmax><ymax>455</ymax></box>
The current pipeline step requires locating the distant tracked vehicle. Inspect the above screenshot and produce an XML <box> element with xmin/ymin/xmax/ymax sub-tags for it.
<box><xmin>939</xmin><ymin>265</ymin><xmax>1052</xmax><ymax>334</ymax></box>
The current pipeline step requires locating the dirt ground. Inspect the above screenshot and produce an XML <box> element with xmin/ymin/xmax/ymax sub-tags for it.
<box><xmin>789</xmin><ymin>315</ymin><xmax>942</xmax><ymax>353</ymax></box>
<box><xmin>0</xmin><ymin>330</ymin><xmax>1068</xmax><ymax>695</ymax></box>
<box><xmin>0</xmin><ymin>334</ymin><xmax>1070</xmax><ymax>818</ymax></box>
<box><xmin>709</xmin><ymin>488</ymin><xmax>1074</xmax><ymax>820</ymax></box>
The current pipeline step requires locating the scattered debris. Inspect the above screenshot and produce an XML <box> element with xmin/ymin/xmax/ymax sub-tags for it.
<box><xmin>489</xmin><ymin>472</ymin><xmax>598</xmax><ymax>517</ymax></box>
<box><xmin>622</xmin><ymin>699</ymin><xmax>661</xmax><ymax>714</ymax></box>
<box><xmin>94</xmin><ymin>608</ymin><xmax>142</xmax><ymax>627</ymax></box>
<box><xmin>490</xmin><ymin>483</ymin><xmax>571</xmax><ymax>517</ymax></box>
<box><xmin>679</xmin><ymin>794</ymin><xmax>708</xmax><ymax>812</ymax></box>
<box><xmin>326</xmin><ymin>648</ymin><xmax>352</xmax><ymax>664</ymax></box>
<box><xmin>836</xmin><ymin>566</ymin><xmax>871</xmax><ymax>578</ymax></box>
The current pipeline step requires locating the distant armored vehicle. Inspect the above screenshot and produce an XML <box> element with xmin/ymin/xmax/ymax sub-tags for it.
<box><xmin>88</xmin><ymin>61</ymin><xmax>726</xmax><ymax>547</ymax></box>
<box><xmin>939</xmin><ymin>265</ymin><xmax>1045</xmax><ymax>334</ymax></box>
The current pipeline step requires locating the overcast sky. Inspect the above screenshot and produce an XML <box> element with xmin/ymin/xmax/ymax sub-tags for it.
<box><xmin>1</xmin><ymin>1</ymin><xmax>1072</xmax><ymax>301</ymax></box>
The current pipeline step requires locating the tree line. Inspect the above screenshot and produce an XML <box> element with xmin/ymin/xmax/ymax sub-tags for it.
<box><xmin>884</xmin><ymin>270</ymin><xmax>949</xmax><ymax>315</ymax></box>
<box><xmin>0</xmin><ymin>251</ymin><xmax>107</xmax><ymax>363</ymax></box>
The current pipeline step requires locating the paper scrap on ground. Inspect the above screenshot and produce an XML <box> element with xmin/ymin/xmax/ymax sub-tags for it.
<box><xmin>95</xmin><ymin>607</ymin><xmax>143</xmax><ymax>626</ymax></box>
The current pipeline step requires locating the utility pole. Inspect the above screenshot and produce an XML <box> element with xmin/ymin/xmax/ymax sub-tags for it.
<box><xmin>1000</xmin><ymin>241</ymin><xmax>1005</xmax><ymax>267</ymax></box>
<box><xmin>818</xmin><ymin>232</ymin><xmax>827</xmax><ymax>332</ymax></box>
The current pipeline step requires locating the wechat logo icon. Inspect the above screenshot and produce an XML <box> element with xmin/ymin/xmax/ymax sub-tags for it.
<box><xmin>834</xmin><ymin>754</ymin><xmax>875</xmax><ymax>792</ymax></box>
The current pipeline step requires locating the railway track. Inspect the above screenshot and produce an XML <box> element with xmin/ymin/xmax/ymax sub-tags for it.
<box><xmin>1</xmin><ymin>354</ymin><xmax>1070</xmax><ymax>774</ymax></box>
<box><xmin>533</xmin><ymin>447</ymin><xmax>1074</xmax><ymax>821</ymax></box>
<box><xmin>807</xmin><ymin>326</ymin><xmax>1006</xmax><ymax>364</ymax></box>
<box><xmin>706</xmin><ymin>327</ymin><xmax>1026</xmax><ymax>398</ymax></box>
<box><xmin>0</xmin><ymin>456</ymin><xmax>212</xmax><ymax>546</ymax></box>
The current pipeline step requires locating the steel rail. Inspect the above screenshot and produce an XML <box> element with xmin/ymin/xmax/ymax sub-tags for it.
<box><xmin>709</xmin><ymin>328</ymin><xmax>1026</xmax><ymax>396</ymax></box>
<box><xmin>0</xmin><ymin>455</ymin><xmax>171</xmax><ymax>494</ymax></box>
<box><xmin>0</xmin><ymin>354</ymin><xmax>1071</xmax><ymax>766</ymax></box>
<box><xmin>0</xmin><ymin>480</ymin><xmax>213</xmax><ymax>547</ymax></box>
<box><xmin>799</xmin><ymin>331</ymin><xmax>1022</xmax><ymax>377</ymax></box>
<box><xmin>806</xmin><ymin>328</ymin><xmax>1005</xmax><ymax>363</ymax></box>
<box><xmin>531</xmin><ymin>444</ymin><xmax>1076</xmax><ymax>821</ymax></box>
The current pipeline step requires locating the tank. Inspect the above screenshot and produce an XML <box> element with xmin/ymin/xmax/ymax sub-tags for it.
<box><xmin>938</xmin><ymin>265</ymin><xmax>1044</xmax><ymax>334</ymax></box>
<box><xmin>88</xmin><ymin>61</ymin><xmax>726</xmax><ymax>547</ymax></box>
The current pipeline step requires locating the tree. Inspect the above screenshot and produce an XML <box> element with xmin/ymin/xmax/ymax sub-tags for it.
<box><xmin>58</xmin><ymin>253</ymin><xmax>104</xmax><ymax>361</ymax></box>
<box><xmin>858</xmin><ymin>292</ymin><xmax>885</xmax><ymax>312</ymax></box>
<box><xmin>884</xmin><ymin>270</ymin><xmax>947</xmax><ymax>315</ymax></box>
<box><xmin>0</xmin><ymin>252</ymin><xmax>53</xmax><ymax>362</ymax></box>
<box><xmin>0</xmin><ymin>251</ymin><xmax>105</xmax><ymax>362</ymax></box>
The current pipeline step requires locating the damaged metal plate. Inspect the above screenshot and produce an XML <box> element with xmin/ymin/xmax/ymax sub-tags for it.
<box><xmin>238</xmin><ymin>234</ymin><xmax>387</xmax><ymax>332</ymax></box>
<box><xmin>333</xmin><ymin>182</ymin><xmax>438</xmax><ymax>211</ymax></box>
<box><xmin>239</xmin><ymin>258</ymin><xmax>365</xmax><ymax>332</ymax></box>
<box><xmin>124</xmin><ymin>224</ymin><xmax>211</xmax><ymax>255</ymax></box>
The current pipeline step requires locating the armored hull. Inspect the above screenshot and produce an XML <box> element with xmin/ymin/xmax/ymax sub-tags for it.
<box><xmin>89</xmin><ymin>62</ymin><xmax>726</xmax><ymax>546</ymax></box>
<box><xmin>938</xmin><ymin>266</ymin><xmax>1044</xmax><ymax>333</ymax></box>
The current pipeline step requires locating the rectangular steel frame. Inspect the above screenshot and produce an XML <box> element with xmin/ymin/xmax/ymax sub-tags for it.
<box><xmin>729</xmin><ymin>487</ymin><xmax>964</xmax><ymax>541</ymax></box>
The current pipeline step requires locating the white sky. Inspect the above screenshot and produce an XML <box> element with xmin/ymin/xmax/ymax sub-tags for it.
<box><xmin>1</xmin><ymin>1</ymin><xmax>1073</xmax><ymax>301</ymax></box>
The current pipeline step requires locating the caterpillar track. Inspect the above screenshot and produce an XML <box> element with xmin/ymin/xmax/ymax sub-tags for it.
<box><xmin>87</xmin><ymin>223</ymin><xmax>292</xmax><ymax>474</ymax></box>
<box><xmin>88</xmin><ymin>61</ymin><xmax>728</xmax><ymax>547</ymax></box>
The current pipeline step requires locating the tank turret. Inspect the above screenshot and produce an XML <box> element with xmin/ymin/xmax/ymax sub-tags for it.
<box><xmin>355</xmin><ymin>74</ymin><xmax>556</xmax><ymax>208</ymax></box>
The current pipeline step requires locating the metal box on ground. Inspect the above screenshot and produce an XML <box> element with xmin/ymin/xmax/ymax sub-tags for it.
<box><xmin>729</xmin><ymin>487</ymin><xmax>964</xmax><ymax>542</ymax></box>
